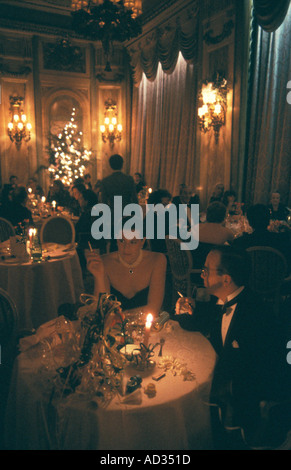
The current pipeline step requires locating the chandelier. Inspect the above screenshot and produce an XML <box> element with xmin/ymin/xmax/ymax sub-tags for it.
<box><xmin>100</xmin><ymin>99</ymin><xmax>122</xmax><ymax>146</ymax></box>
<box><xmin>7</xmin><ymin>96</ymin><xmax>32</xmax><ymax>149</ymax></box>
<box><xmin>71</xmin><ymin>0</ymin><xmax>142</xmax><ymax>70</ymax></box>
<box><xmin>197</xmin><ymin>73</ymin><xmax>228</xmax><ymax>143</ymax></box>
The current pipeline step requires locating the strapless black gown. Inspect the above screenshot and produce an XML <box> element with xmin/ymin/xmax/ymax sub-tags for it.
<box><xmin>110</xmin><ymin>285</ymin><xmax>149</xmax><ymax>311</ymax></box>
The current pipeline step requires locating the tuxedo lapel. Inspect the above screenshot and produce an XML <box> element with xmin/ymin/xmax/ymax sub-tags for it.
<box><xmin>211</xmin><ymin>305</ymin><xmax>224</xmax><ymax>353</ymax></box>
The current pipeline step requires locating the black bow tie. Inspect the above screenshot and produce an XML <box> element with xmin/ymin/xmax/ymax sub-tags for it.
<box><xmin>218</xmin><ymin>291</ymin><xmax>244</xmax><ymax>315</ymax></box>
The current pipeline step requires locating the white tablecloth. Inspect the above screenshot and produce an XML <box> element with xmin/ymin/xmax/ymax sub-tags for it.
<box><xmin>4</xmin><ymin>321</ymin><xmax>217</xmax><ymax>450</ymax></box>
<box><xmin>0</xmin><ymin>246</ymin><xmax>84</xmax><ymax>330</ymax></box>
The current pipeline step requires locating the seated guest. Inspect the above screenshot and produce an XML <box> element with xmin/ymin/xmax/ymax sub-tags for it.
<box><xmin>84</xmin><ymin>173</ymin><xmax>92</xmax><ymax>190</ymax></box>
<box><xmin>86</xmin><ymin>220</ymin><xmax>167</xmax><ymax>317</ymax></box>
<box><xmin>71</xmin><ymin>182</ymin><xmax>86</xmax><ymax>204</ymax></box>
<box><xmin>233</xmin><ymin>203</ymin><xmax>291</xmax><ymax>273</ymax></box>
<box><xmin>69</xmin><ymin>182</ymin><xmax>87</xmax><ymax>216</ymax></box>
<box><xmin>148</xmin><ymin>189</ymin><xmax>172</xmax><ymax>207</ymax></box>
<box><xmin>172</xmin><ymin>184</ymin><xmax>199</xmax><ymax>234</ymax></box>
<box><xmin>75</xmin><ymin>189</ymin><xmax>98</xmax><ymax>235</ymax></box>
<box><xmin>9</xmin><ymin>175</ymin><xmax>19</xmax><ymax>190</ymax></box>
<box><xmin>147</xmin><ymin>189</ymin><xmax>172</xmax><ymax>253</ymax></box>
<box><xmin>26</xmin><ymin>177</ymin><xmax>44</xmax><ymax>198</ymax></box>
<box><xmin>0</xmin><ymin>184</ymin><xmax>15</xmax><ymax>207</ymax></box>
<box><xmin>199</xmin><ymin>202</ymin><xmax>234</xmax><ymax>246</ymax></box>
<box><xmin>0</xmin><ymin>176</ymin><xmax>18</xmax><ymax>206</ymax></box>
<box><xmin>47</xmin><ymin>180</ymin><xmax>72</xmax><ymax>209</ymax></box>
<box><xmin>268</xmin><ymin>191</ymin><xmax>289</xmax><ymax>222</ymax></box>
<box><xmin>133</xmin><ymin>172</ymin><xmax>146</xmax><ymax>195</ymax></box>
<box><xmin>75</xmin><ymin>188</ymin><xmax>106</xmax><ymax>269</ymax></box>
<box><xmin>172</xmin><ymin>184</ymin><xmax>200</xmax><ymax>207</ymax></box>
<box><xmin>209</xmin><ymin>182</ymin><xmax>224</xmax><ymax>204</ymax></box>
<box><xmin>222</xmin><ymin>190</ymin><xmax>237</xmax><ymax>216</ymax></box>
<box><xmin>190</xmin><ymin>202</ymin><xmax>234</xmax><ymax>284</ymax></box>
<box><xmin>173</xmin><ymin>245</ymin><xmax>284</xmax><ymax>446</ymax></box>
<box><xmin>0</xmin><ymin>186</ymin><xmax>33</xmax><ymax>227</ymax></box>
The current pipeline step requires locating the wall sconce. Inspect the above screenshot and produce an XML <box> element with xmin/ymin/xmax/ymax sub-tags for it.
<box><xmin>100</xmin><ymin>98</ymin><xmax>122</xmax><ymax>146</ymax></box>
<box><xmin>7</xmin><ymin>96</ymin><xmax>32</xmax><ymax>149</ymax></box>
<box><xmin>197</xmin><ymin>74</ymin><xmax>228</xmax><ymax>143</ymax></box>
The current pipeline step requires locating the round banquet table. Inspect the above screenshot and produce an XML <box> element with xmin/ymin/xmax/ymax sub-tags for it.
<box><xmin>0</xmin><ymin>244</ymin><xmax>84</xmax><ymax>331</ymax></box>
<box><xmin>4</xmin><ymin>321</ymin><xmax>217</xmax><ymax>450</ymax></box>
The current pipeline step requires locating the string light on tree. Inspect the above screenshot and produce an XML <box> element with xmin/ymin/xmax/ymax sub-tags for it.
<box><xmin>48</xmin><ymin>108</ymin><xmax>91</xmax><ymax>185</ymax></box>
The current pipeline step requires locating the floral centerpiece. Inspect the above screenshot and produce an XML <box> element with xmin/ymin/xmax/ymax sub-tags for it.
<box><xmin>53</xmin><ymin>293</ymin><xmax>129</xmax><ymax>403</ymax></box>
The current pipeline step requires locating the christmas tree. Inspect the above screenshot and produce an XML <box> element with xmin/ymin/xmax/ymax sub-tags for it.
<box><xmin>48</xmin><ymin>107</ymin><xmax>91</xmax><ymax>186</ymax></box>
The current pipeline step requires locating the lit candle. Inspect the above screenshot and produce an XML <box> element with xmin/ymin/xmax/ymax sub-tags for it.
<box><xmin>52</xmin><ymin>200</ymin><xmax>56</xmax><ymax>212</ymax></box>
<box><xmin>143</xmin><ymin>313</ymin><xmax>153</xmax><ymax>347</ymax></box>
<box><xmin>28</xmin><ymin>228</ymin><xmax>36</xmax><ymax>251</ymax></box>
<box><xmin>41</xmin><ymin>196</ymin><xmax>46</xmax><ymax>203</ymax></box>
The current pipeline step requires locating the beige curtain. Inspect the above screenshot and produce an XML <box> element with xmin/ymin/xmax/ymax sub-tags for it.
<box><xmin>130</xmin><ymin>53</ymin><xmax>199</xmax><ymax>197</ymax></box>
<box><xmin>244</xmin><ymin>4</ymin><xmax>291</xmax><ymax>207</ymax></box>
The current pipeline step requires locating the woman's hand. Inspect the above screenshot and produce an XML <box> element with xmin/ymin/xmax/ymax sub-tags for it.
<box><xmin>175</xmin><ymin>297</ymin><xmax>195</xmax><ymax>315</ymax></box>
<box><xmin>85</xmin><ymin>251</ymin><xmax>105</xmax><ymax>278</ymax></box>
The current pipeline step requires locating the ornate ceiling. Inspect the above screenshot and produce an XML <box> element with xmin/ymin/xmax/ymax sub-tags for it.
<box><xmin>0</xmin><ymin>0</ymin><xmax>174</xmax><ymax>33</ymax></box>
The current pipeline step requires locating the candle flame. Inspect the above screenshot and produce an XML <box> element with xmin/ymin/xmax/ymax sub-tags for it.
<box><xmin>145</xmin><ymin>313</ymin><xmax>153</xmax><ymax>328</ymax></box>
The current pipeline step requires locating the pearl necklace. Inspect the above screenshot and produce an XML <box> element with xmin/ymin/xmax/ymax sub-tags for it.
<box><xmin>118</xmin><ymin>250</ymin><xmax>143</xmax><ymax>274</ymax></box>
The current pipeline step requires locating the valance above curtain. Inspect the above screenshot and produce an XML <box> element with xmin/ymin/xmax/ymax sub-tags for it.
<box><xmin>126</xmin><ymin>4</ymin><xmax>199</xmax><ymax>86</ymax></box>
<box><xmin>253</xmin><ymin>0</ymin><xmax>290</xmax><ymax>32</ymax></box>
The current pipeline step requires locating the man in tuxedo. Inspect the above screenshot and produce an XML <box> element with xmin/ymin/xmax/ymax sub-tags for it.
<box><xmin>174</xmin><ymin>245</ymin><xmax>282</xmax><ymax>446</ymax></box>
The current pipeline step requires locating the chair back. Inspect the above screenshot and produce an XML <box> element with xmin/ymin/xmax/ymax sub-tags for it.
<box><xmin>165</xmin><ymin>236</ymin><xmax>202</xmax><ymax>298</ymax></box>
<box><xmin>0</xmin><ymin>288</ymin><xmax>19</xmax><ymax>365</ymax></box>
<box><xmin>40</xmin><ymin>215</ymin><xmax>75</xmax><ymax>245</ymax></box>
<box><xmin>246</xmin><ymin>246</ymin><xmax>288</xmax><ymax>313</ymax></box>
<box><xmin>0</xmin><ymin>217</ymin><xmax>15</xmax><ymax>242</ymax></box>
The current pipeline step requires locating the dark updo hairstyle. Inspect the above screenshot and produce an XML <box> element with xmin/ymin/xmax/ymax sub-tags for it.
<box><xmin>206</xmin><ymin>201</ymin><xmax>227</xmax><ymax>223</ymax></box>
<box><xmin>246</xmin><ymin>204</ymin><xmax>270</xmax><ymax>230</ymax></box>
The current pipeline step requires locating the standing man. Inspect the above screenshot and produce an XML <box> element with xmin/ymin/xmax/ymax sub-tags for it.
<box><xmin>174</xmin><ymin>245</ymin><xmax>284</xmax><ymax>447</ymax></box>
<box><xmin>100</xmin><ymin>154</ymin><xmax>138</xmax><ymax>209</ymax></box>
<box><xmin>100</xmin><ymin>154</ymin><xmax>138</xmax><ymax>249</ymax></box>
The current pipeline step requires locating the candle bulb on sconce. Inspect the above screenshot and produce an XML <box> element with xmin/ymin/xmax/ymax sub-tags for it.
<box><xmin>197</xmin><ymin>73</ymin><xmax>228</xmax><ymax>143</ymax></box>
<box><xmin>7</xmin><ymin>95</ymin><xmax>32</xmax><ymax>149</ymax></box>
<box><xmin>100</xmin><ymin>99</ymin><xmax>122</xmax><ymax>147</ymax></box>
